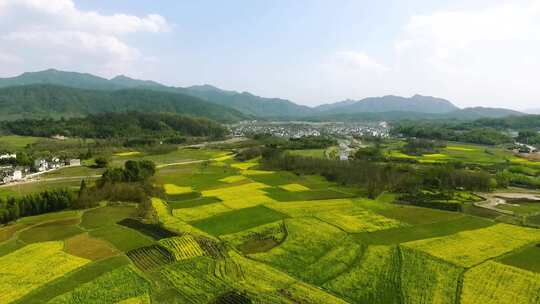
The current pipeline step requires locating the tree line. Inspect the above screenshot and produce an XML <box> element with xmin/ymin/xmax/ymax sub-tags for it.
<box><xmin>392</xmin><ymin>122</ymin><xmax>512</xmax><ymax>145</ymax></box>
<box><xmin>261</xmin><ymin>150</ymin><xmax>496</xmax><ymax>198</ymax></box>
<box><xmin>0</xmin><ymin>189</ymin><xmax>75</xmax><ymax>224</ymax></box>
<box><xmin>1</xmin><ymin>112</ymin><xmax>227</xmax><ymax>142</ymax></box>
<box><xmin>0</xmin><ymin>160</ymin><xmax>161</xmax><ymax>225</ymax></box>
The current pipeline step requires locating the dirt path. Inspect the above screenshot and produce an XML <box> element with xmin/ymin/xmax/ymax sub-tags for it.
<box><xmin>473</xmin><ymin>192</ymin><xmax>540</xmax><ymax>215</ymax></box>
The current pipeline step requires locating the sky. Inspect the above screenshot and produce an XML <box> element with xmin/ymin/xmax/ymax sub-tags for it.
<box><xmin>0</xmin><ymin>0</ymin><xmax>539</xmax><ymax>110</ymax></box>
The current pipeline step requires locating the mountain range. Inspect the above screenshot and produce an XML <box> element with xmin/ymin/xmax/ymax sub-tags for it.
<box><xmin>0</xmin><ymin>69</ymin><xmax>524</xmax><ymax>121</ymax></box>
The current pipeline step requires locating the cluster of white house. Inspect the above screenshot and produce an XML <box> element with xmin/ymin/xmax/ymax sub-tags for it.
<box><xmin>0</xmin><ymin>153</ymin><xmax>80</xmax><ymax>185</ymax></box>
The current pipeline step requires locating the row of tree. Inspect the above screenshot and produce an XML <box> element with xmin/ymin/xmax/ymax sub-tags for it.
<box><xmin>0</xmin><ymin>160</ymin><xmax>160</xmax><ymax>225</ymax></box>
<box><xmin>392</xmin><ymin>122</ymin><xmax>512</xmax><ymax>145</ymax></box>
<box><xmin>1</xmin><ymin>112</ymin><xmax>227</xmax><ymax>141</ymax></box>
<box><xmin>261</xmin><ymin>151</ymin><xmax>496</xmax><ymax>198</ymax></box>
<box><xmin>0</xmin><ymin>189</ymin><xmax>75</xmax><ymax>224</ymax></box>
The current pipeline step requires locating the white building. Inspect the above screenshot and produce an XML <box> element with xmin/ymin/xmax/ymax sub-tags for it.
<box><xmin>0</xmin><ymin>153</ymin><xmax>16</xmax><ymax>160</ymax></box>
<box><xmin>34</xmin><ymin>159</ymin><xmax>49</xmax><ymax>172</ymax></box>
<box><xmin>68</xmin><ymin>159</ymin><xmax>81</xmax><ymax>166</ymax></box>
<box><xmin>12</xmin><ymin>170</ymin><xmax>22</xmax><ymax>181</ymax></box>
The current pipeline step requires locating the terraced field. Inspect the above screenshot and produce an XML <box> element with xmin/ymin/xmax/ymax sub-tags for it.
<box><xmin>1</xmin><ymin>150</ymin><xmax>539</xmax><ymax>303</ymax></box>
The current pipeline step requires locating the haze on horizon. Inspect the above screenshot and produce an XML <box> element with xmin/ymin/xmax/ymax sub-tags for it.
<box><xmin>0</xmin><ymin>0</ymin><xmax>539</xmax><ymax>111</ymax></box>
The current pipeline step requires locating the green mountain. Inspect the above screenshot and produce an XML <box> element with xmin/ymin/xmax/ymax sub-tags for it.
<box><xmin>0</xmin><ymin>84</ymin><xmax>246</xmax><ymax>122</ymax></box>
<box><xmin>0</xmin><ymin>69</ymin><xmax>525</xmax><ymax>120</ymax></box>
<box><xmin>306</xmin><ymin>107</ymin><xmax>523</xmax><ymax>122</ymax></box>
<box><xmin>314</xmin><ymin>95</ymin><xmax>459</xmax><ymax>114</ymax></box>
<box><xmin>182</xmin><ymin>84</ymin><xmax>313</xmax><ymax>117</ymax></box>
<box><xmin>0</xmin><ymin>69</ymin><xmax>121</xmax><ymax>91</ymax></box>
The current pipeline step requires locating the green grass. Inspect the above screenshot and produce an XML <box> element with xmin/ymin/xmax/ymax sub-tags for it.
<box><xmin>112</xmin><ymin>148</ymin><xmax>223</xmax><ymax>166</ymax></box>
<box><xmin>167</xmin><ymin>192</ymin><xmax>201</xmax><ymax>202</ymax></box>
<box><xmin>168</xmin><ymin>197</ymin><xmax>222</xmax><ymax>209</ymax></box>
<box><xmin>81</xmin><ymin>206</ymin><xmax>154</xmax><ymax>251</ymax></box>
<box><xmin>190</xmin><ymin>205</ymin><xmax>288</xmax><ymax>236</ymax></box>
<box><xmin>324</xmin><ymin>245</ymin><xmax>401</xmax><ymax>304</ymax></box>
<box><xmin>287</xmin><ymin>149</ymin><xmax>326</xmax><ymax>158</ymax></box>
<box><xmin>89</xmin><ymin>225</ymin><xmax>154</xmax><ymax>252</ymax></box>
<box><xmin>387</xmin><ymin>141</ymin><xmax>528</xmax><ymax>165</ymax></box>
<box><xmin>0</xmin><ymin>179</ymin><xmax>86</xmax><ymax>199</ymax></box>
<box><xmin>0</xmin><ymin>239</ymin><xmax>25</xmax><ymax>257</ymax></box>
<box><xmin>497</xmin><ymin>201</ymin><xmax>540</xmax><ymax>216</ymax></box>
<box><xmin>358</xmin><ymin>200</ymin><xmax>464</xmax><ymax>225</ymax></box>
<box><xmin>251</xmin><ymin>217</ymin><xmax>352</xmax><ymax>284</ymax></box>
<box><xmin>0</xmin><ymin>135</ymin><xmax>41</xmax><ymax>150</ymax></box>
<box><xmin>48</xmin><ymin>266</ymin><xmax>151</xmax><ymax>304</ymax></box>
<box><xmin>527</xmin><ymin>214</ymin><xmax>540</xmax><ymax>226</ymax></box>
<box><xmin>155</xmin><ymin>163</ymin><xmax>239</xmax><ymax>191</ymax></box>
<box><xmin>499</xmin><ymin>245</ymin><xmax>540</xmax><ymax>273</ymax></box>
<box><xmin>80</xmin><ymin>206</ymin><xmax>138</xmax><ymax>230</ymax></box>
<box><xmin>41</xmin><ymin>166</ymin><xmax>104</xmax><ymax>178</ymax></box>
<box><xmin>18</xmin><ymin>219</ymin><xmax>83</xmax><ymax>243</ymax></box>
<box><xmin>353</xmin><ymin>216</ymin><xmax>494</xmax><ymax>245</ymax></box>
<box><xmin>13</xmin><ymin>256</ymin><xmax>130</xmax><ymax>304</ymax></box>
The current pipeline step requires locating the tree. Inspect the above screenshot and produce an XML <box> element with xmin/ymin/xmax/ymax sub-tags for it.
<box><xmin>94</xmin><ymin>157</ymin><xmax>109</xmax><ymax>168</ymax></box>
<box><xmin>354</xmin><ymin>146</ymin><xmax>384</xmax><ymax>162</ymax></box>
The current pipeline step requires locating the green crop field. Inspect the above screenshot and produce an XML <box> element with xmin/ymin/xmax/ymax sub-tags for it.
<box><xmin>1</xmin><ymin>147</ymin><xmax>540</xmax><ymax>304</ymax></box>
<box><xmin>190</xmin><ymin>205</ymin><xmax>288</xmax><ymax>236</ymax></box>
<box><xmin>0</xmin><ymin>135</ymin><xmax>42</xmax><ymax>150</ymax></box>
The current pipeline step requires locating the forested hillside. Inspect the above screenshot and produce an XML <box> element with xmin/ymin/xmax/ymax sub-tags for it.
<box><xmin>0</xmin><ymin>84</ymin><xmax>246</xmax><ymax>122</ymax></box>
<box><xmin>1</xmin><ymin>112</ymin><xmax>227</xmax><ymax>140</ymax></box>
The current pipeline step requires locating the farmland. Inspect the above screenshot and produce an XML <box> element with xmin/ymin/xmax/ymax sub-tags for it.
<box><xmin>1</xmin><ymin>145</ymin><xmax>539</xmax><ymax>303</ymax></box>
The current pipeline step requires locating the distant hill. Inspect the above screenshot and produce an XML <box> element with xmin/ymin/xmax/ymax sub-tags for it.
<box><xmin>0</xmin><ymin>84</ymin><xmax>246</xmax><ymax>122</ymax></box>
<box><xmin>449</xmin><ymin>107</ymin><xmax>523</xmax><ymax>120</ymax></box>
<box><xmin>0</xmin><ymin>69</ymin><xmax>525</xmax><ymax>121</ymax></box>
<box><xmin>0</xmin><ymin>69</ymin><xmax>122</xmax><ymax>91</ymax></box>
<box><xmin>314</xmin><ymin>95</ymin><xmax>459</xmax><ymax>114</ymax></box>
<box><xmin>524</xmin><ymin>108</ymin><xmax>540</xmax><ymax>114</ymax></box>
<box><xmin>181</xmin><ymin>85</ymin><xmax>313</xmax><ymax>117</ymax></box>
<box><xmin>306</xmin><ymin>107</ymin><xmax>524</xmax><ymax>122</ymax></box>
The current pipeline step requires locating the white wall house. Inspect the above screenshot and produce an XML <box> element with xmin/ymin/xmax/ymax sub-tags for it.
<box><xmin>69</xmin><ymin>159</ymin><xmax>81</xmax><ymax>166</ymax></box>
<box><xmin>0</xmin><ymin>153</ymin><xmax>16</xmax><ymax>160</ymax></box>
<box><xmin>34</xmin><ymin>159</ymin><xmax>49</xmax><ymax>172</ymax></box>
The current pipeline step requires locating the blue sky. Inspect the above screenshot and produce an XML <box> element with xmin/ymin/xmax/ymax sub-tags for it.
<box><xmin>0</xmin><ymin>0</ymin><xmax>538</xmax><ymax>110</ymax></box>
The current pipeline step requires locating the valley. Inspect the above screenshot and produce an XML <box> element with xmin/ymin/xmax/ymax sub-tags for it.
<box><xmin>1</xmin><ymin>133</ymin><xmax>539</xmax><ymax>303</ymax></box>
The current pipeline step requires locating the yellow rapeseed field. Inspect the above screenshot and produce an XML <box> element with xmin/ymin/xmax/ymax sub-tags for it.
<box><xmin>241</xmin><ymin>169</ymin><xmax>275</xmax><ymax>175</ymax></box>
<box><xmin>114</xmin><ymin>151</ymin><xmax>141</xmax><ymax>156</ymax></box>
<box><xmin>230</xmin><ymin>162</ymin><xmax>258</xmax><ymax>170</ymax></box>
<box><xmin>173</xmin><ymin>203</ymin><xmax>232</xmax><ymax>221</ymax></box>
<box><xmin>164</xmin><ymin>184</ymin><xmax>193</xmax><ymax>195</ymax></box>
<box><xmin>266</xmin><ymin>199</ymin><xmax>356</xmax><ymax>217</ymax></box>
<box><xmin>219</xmin><ymin>175</ymin><xmax>248</xmax><ymax>183</ymax></box>
<box><xmin>213</xmin><ymin>153</ymin><xmax>234</xmax><ymax>162</ymax></box>
<box><xmin>461</xmin><ymin>261</ymin><xmax>540</xmax><ymax>304</ymax></box>
<box><xmin>0</xmin><ymin>241</ymin><xmax>89</xmax><ymax>303</ymax></box>
<box><xmin>403</xmin><ymin>224</ymin><xmax>540</xmax><ymax>267</ymax></box>
<box><xmin>160</xmin><ymin>235</ymin><xmax>205</xmax><ymax>261</ymax></box>
<box><xmin>116</xmin><ymin>294</ymin><xmax>151</xmax><ymax>304</ymax></box>
<box><xmin>316</xmin><ymin>209</ymin><xmax>405</xmax><ymax>233</ymax></box>
<box><xmin>151</xmin><ymin>198</ymin><xmax>215</xmax><ymax>239</ymax></box>
<box><xmin>201</xmin><ymin>182</ymin><xmax>275</xmax><ymax>209</ymax></box>
<box><xmin>279</xmin><ymin>183</ymin><xmax>310</xmax><ymax>192</ymax></box>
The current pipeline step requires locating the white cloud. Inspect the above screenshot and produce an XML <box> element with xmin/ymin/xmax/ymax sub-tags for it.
<box><xmin>0</xmin><ymin>0</ymin><xmax>171</xmax><ymax>77</ymax></box>
<box><xmin>335</xmin><ymin>51</ymin><xmax>389</xmax><ymax>73</ymax></box>
<box><xmin>391</xmin><ymin>0</ymin><xmax>540</xmax><ymax>109</ymax></box>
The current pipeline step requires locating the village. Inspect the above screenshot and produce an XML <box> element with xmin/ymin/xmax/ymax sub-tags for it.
<box><xmin>229</xmin><ymin>120</ymin><xmax>390</xmax><ymax>139</ymax></box>
<box><xmin>0</xmin><ymin>152</ymin><xmax>80</xmax><ymax>185</ymax></box>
